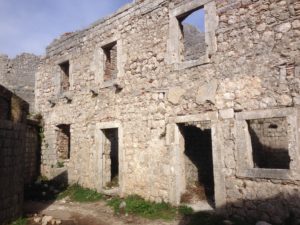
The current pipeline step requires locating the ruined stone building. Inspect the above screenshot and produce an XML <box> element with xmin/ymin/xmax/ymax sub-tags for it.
<box><xmin>1</xmin><ymin>0</ymin><xmax>300</xmax><ymax>223</ymax></box>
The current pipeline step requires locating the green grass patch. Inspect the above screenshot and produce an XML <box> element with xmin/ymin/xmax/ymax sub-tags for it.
<box><xmin>58</xmin><ymin>184</ymin><xmax>103</xmax><ymax>202</ymax></box>
<box><xmin>107</xmin><ymin>195</ymin><xmax>177</xmax><ymax>220</ymax></box>
<box><xmin>10</xmin><ymin>218</ymin><xmax>27</xmax><ymax>225</ymax></box>
<box><xmin>106</xmin><ymin>195</ymin><xmax>253</xmax><ymax>224</ymax></box>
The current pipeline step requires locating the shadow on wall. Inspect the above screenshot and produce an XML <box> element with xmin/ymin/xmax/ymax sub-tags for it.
<box><xmin>0</xmin><ymin>84</ymin><xmax>29</xmax><ymax>123</ymax></box>
<box><xmin>179</xmin><ymin>193</ymin><xmax>300</xmax><ymax>225</ymax></box>
<box><xmin>247</xmin><ymin>125</ymin><xmax>290</xmax><ymax>169</ymax></box>
<box><xmin>24</xmin><ymin>171</ymin><xmax>69</xmax><ymax>214</ymax></box>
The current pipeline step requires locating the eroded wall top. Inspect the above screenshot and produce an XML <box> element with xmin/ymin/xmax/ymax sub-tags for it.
<box><xmin>0</xmin><ymin>53</ymin><xmax>40</xmax><ymax>112</ymax></box>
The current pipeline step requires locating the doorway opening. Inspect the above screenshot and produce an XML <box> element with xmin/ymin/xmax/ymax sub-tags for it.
<box><xmin>102</xmin><ymin>128</ymin><xmax>119</xmax><ymax>189</ymax></box>
<box><xmin>178</xmin><ymin>122</ymin><xmax>215</xmax><ymax>209</ymax></box>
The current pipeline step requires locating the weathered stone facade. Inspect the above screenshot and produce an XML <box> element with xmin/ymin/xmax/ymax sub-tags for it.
<box><xmin>0</xmin><ymin>85</ymin><xmax>28</xmax><ymax>224</ymax></box>
<box><xmin>0</xmin><ymin>53</ymin><xmax>40</xmax><ymax>112</ymax></box>
<box><xmin>35</xmin><ymin>0</ymin><xmax>300</xmax><ymax>223</ymax></box>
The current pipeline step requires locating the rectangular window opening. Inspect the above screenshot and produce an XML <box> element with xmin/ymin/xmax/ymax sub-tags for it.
<box><xmin>56</xmin><ymin>124</ymin><xmax>71</xmax><ymax>160</ymax></box>
<box><xmin>102</xmin><ymin>128</ymin><xmax>119</xmax><ymax>188</ymax></box>
<box><xmin>178</xmin><ymin>121</ymin><xmax>215</xmax><ymax>208</ymax></box>
<box><xmin>59</xmin><ymin>61</ymin><xmax>70</xmax><ymax>92</ymax></box>
<box><xmin>177</xmin><ymin>7</ymin><xmax>206</xmax><ymax>61</ymax></box>
<box><xmin>0</xmin><ymin>97</ymin><xmax>10</xmax><ymax>120</ymax></box>
<box><xmin>102</xmin><ymin>42</ymin><xmax>118</xmax><ymax>82</ymax></box>
<box><xmin>247</xmin><ymin>117</ymin><xmax>290</xmax><ymax>169</ymax></box>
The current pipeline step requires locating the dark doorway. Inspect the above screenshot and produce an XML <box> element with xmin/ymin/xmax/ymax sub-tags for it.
<box><xmin>103</xmin><ymin>128</ymin><xmax>119</xmax><ymax>188</ymax></box>
<box><xmin>179</xmin><ymin>123</ymin><xmax>215</xmax><ymax>207</ymax></box>
<box><xmin>0</xmin><ymin>97</ymin><xmax>10</xmax><ymax>120</ymax></box>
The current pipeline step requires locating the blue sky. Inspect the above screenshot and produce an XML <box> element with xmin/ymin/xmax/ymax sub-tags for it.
<box><xmin>0</xmin><ymin>0</ymin><xmax>132</xmax><ymax>57</ymax></box>
<box><xmin>183</xmin><ymin>8</ymin><xmax>205</xmax><ymax>32</ymax></box>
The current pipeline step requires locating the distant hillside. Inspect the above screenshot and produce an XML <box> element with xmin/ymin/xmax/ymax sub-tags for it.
<box><xmin>183</xmin><ymin>24</ymin><xmax>206</xmax><ymax>61</ymax></box>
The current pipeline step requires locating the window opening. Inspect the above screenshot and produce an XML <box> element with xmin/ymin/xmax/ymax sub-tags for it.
<box><xmin>56</xmin><ymin>124</ymin><xmax>71</xmax><ymax>160</ymax></box>
<box><xmin>0</xmin><ymin>97</ymin><xmax>10</xmax><ymax>120</ymax></box>
<box><xmin>59</xmin><ymin>61</ymin><xmax>70</xmax><ymax>92</ymax></box>
<box><xmin>247</xmin><ymin>118</ymin><xmax>290</xmax><ymax>169</ymax></box>
<box><xmin>103</xmin><ymin>42</ymin><xmax>118</xmax><ymax>82</ymax></box>
<box><xmin>178</xmin><ymin>7</ymin><xmax>206</xmax><ymax>61</ymax></box>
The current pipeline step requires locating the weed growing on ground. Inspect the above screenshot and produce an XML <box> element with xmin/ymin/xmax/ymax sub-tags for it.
<box><xmin>178</xmin><ymin>205</ymin><xmax>194</xmax><ymax>215</ymax></box>
<box><xmin>56</xmin><ymin>161</ymin><xmax>64</xmax><ymax>168</ymax></box>
<box><xmin>9</xmin><ymin>218</ymin><xmax>27</xmax><ymax>225</ymax></box>
<box><xmin>104</xmin><ymin>176</ymin><xmax>119</xmax><ymax>189</ymax></box>
<box><xmin>107</xmin><ymin>195</ymin><xmax>177</xmax><ymax>220</ymax></box>
<box><xmin>58</xmin><ymin>184</ymin><xmax>103</xmax><ymax>202</ymax></box>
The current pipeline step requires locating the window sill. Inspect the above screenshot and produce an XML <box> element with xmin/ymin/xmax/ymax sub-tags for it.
<box><xmin>100</xmin><ymin>78</ymin><xmax>124</xmax><ymax>90</ymax></box>
<box><xmin>101</xmin><ymin>80</ymin><xmax>116</xmax><ymax>88</ymax></box>
<box><xmin>173</xmin><ymin>55</ymin><xmax>211</xmax><ymax>71</ymax></box>
<box><xmin>237</xmin><ymin>168</ymin><xmax>295</xmax><ymax>180</ymax></box>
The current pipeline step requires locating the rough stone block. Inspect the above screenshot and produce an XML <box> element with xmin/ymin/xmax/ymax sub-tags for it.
<box><xmin>167</xmin><ymin>87</ymin><xmax>185</xmax><ymax>105</ymax></box>
<box><xmin>219</xmin><ymin>108</ymin><xmax>234</xmax><ymax>119</ymax></box>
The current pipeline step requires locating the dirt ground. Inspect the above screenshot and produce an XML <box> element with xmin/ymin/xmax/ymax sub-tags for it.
<box><xmin>24</xmin><ymin>200</ymin><xmax>181</xmax><ymax>225</ymax></box>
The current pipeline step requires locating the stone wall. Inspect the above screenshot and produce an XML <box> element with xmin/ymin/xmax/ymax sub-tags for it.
<box><xmin>0</xmin><ymin>53</ymin><xmax>40</xmax><ymax>112</ymax></box>
<box><xmin>0</xmin><ymin>85</ymin><xmax>28</xmax><ymax>224</ymax></box>
<box><xmin>35</xmin><ymin>0</ymin><xmax>300</xmax><ymax>223</ymax></box>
